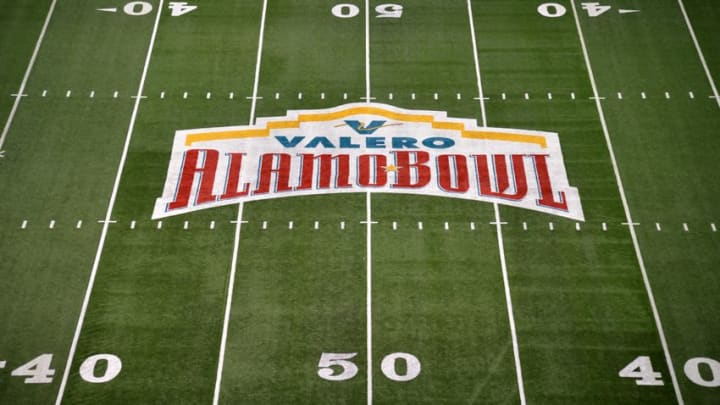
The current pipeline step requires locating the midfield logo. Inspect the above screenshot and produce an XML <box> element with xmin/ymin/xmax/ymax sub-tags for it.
<box><xmin>153</xmin><ymin>103</ymin><xmax>583</xmax><ymax>220</ymax></box>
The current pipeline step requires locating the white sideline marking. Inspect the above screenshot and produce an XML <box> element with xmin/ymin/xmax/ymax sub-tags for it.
<box><xmin>711</xmin><ymin>223</ymin><xmax>717</xmax><ymax>232</ymax></box>
<box><xmin>42</xmin><ymin>90</ymin><xmax>47</xmax><ymax>97</ymax></box>
<box><xmin>210</xmin><ymin>221</ymin><xmax>215</xmax><ymax>229</ymax></box>
<box><xmin>214</xmin><ymin>0</ymin><xmax>267</xmax><ymax>403</ymax></box>
<box><xmin>548</xmin><ymin>222</ymin><xmax>554</xmax><ymax>231</ymax></box>
<box><xmin>76</xmin><ymin>220</ymin><xmax>83</xmax><ymax>229</ymax></box>
<box><xmin>113</xmin><ymin>91</ymin><xmax>119</xmax><ymax>98</ymax></box>
<box><xmin>65</xmin><ymin>90</ymin><xmax>71</xmax><ymax>98</ymax></box>
<box><xmin>571</xmin><ymin>2</ymin><xmax>684</xmax><ymax>403</ymax></box>
<box><xmin>418</xmin><ymin>221</ymin><xmax>423</xmax><ymax>230</ymax></box>
<box><xmin>55</xmin><ymin>2</ymin><xmax>165</xmax><ymax>404</ymax></box>
<box><xmin>688</xmin><ymin>91</ymin><xmax>694</xmax><ymax>99</ymax></box>
<box><xmin>156</xmin><ymin>221</ymin><xmax>163</xmax><ymax>230</ymax></box>
<box><xmin>617</xmin><ymin>92</ymin><xmax>623</xmax><ymax>99</ymax></box>
<box><xmin>522</xmin><ymin>222</ymin><xmax>527</xmax><ymax>231</ymax></box>
<box><xmin>656</xmin><ymin>222</ymin><xmax>662</xmax><ymax>231</ymax></box>
<box><xmin>183</xmin><ymin>221</ymin><xmax>189</xmax><ymax>230</ymax></box>
<box><xmin>683</xmin><ymin>223</ymin><xmax>689</xmax><ymax>232</ymax></box>
<box><xmin>130</xmin><ymin>220</ymin><xmax>136</xmax><ymax>230</ymax></box>
<box><xmin>21</xmin><ymin>220</ymin><xmax>27</xmax><ymax>229</ymax></box>
<box><xmin>262</xmin><ymin>221</ymin><xmax>267</xmax><ymax>230</ymax></box>
<box><xmin>0</xmin><ymin>0</ymin><xmax>58</xmax><ymax>151</ymax></box>
<box><xmin>49</xmin><ymin>220</ymin><xmax>55</xmax><ymax>229</ymax></box>
<box><xmin>677</xmin><ymin>0</ymin><xmax>720</xmax><ymax>109</ymax></box>
<box><xmin>467</xmin><ymin>2</ymin><xmax>525</xmax><ymax>403</ymax></box>
<box><xmin>575</xmin><ymin>222</ymin><xmax>581</xmax><ymax>231</ymax></box>
<box><xmin>641</xmin><ymin>91</ymin><xmax>647</xmax><ymax>99</ymax></box>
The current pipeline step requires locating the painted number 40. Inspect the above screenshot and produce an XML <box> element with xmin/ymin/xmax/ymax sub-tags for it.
<box><xmin>111</xmin><ymin>2</ymin><xmax>196</xmax><ymax>16</ymax></box>
<box><xmin>620</xmin><ymin>356</ymin><xmax>720</xmax><ymax>387</ymax></box>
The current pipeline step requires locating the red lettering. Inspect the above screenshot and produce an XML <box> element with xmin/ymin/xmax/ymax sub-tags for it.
<box><xmin>393</xmin><ymin>151</ymin><xmax>431</xmax><ymax>188</ymax></box>
<box><xmin>475</xmin><ymin>154</ymin><xmax>527</xmax><ymax>200</ymax></box>
<box><xmin>532</xmin><ymin>154</ymin><xmax>568</xmax><ymax>211</ymax></box>
<box><xmin>253</xmin><ymin>153</ymin><xmax>293</xmax><ymax>195</ymax></box>
<box><xmin>220</xmin><ymin>153</ymin><xmax>250</xmax><ymax>200</ymax></box>
<box><xmin>168</xmin><ymin>149</ymin><xmax>219</xmax><ymax>210</ymax></box>
<box><xmin>358</xmin><ymin>154</ymin><xmax>387</xmax><ymax>187</ymax></box>
<box><xmin>298</xmin><ymin>154</ymin><xmax>351</xmax><ymax>190</ymax></box>
<box><xmin>437</xmin><ymin>155</ymin><xmax>469</xmax><ymax>193</ymax></box>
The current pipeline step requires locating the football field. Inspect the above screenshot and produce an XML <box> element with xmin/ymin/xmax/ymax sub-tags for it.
<box><xmin>0</xmin><ymin>0</ymin><xmax>719</xmax><ymax>403</ymax></box>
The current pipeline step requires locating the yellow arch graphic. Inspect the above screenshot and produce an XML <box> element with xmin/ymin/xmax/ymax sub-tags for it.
<box><xmin>184</xmin><ymin>106</ymin><xmax>547</xmax><ymax>148</ymax></box>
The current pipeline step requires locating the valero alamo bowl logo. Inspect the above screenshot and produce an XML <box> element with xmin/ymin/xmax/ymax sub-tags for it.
<box><xmin>153</xmin><ymin>103</ymin><xmax>584</xmax><ymax>221</ymax></box>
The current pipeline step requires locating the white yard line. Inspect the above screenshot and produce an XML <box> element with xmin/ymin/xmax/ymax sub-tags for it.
<box><xmin>364</xmin><ymin>2</ymin><xmax>374</xmax><ymax>404</ymax></box>
<box><xmin>54</xmin><ymin>1</ymin><xmax>165</xmax><ymax>404</ymax></box>
<box><xmin>569</xmin><ymin>2</ymin><xmax>684</xmax><ymax>404</ymax></box>
<box><xmin>0</xmin><ymin>0</ymin><xmax>59</xmax><ymax>151</ymax></box>
<box><xmin>212</xmin><ymin>0</ymin><xmax>268</xmax><ymax>403</ymax></box>
<box><xmin>465</xmin><ymin>2</ymin><xmax>526</xmax><ymax>403</ymax></box>
<box><xmin>676</xmin><ymin>0</ymin><xmax>720</xmax><ymax>109</ymax></box>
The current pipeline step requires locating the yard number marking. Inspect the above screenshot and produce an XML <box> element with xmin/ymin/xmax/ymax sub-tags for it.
<box><xmin>619</xmin><ymin>356</ymin><xmax>664</xmax><ymax>386</ymax></box>
<box><xmin>318</xmin><ymin>352</ymin><xmax>421</xmax><ymax>382</ymax></box>
<box><xmin>538</xmin><ymin>2</ymin><xmax>637</xmax><ymax>18</ymax></box>
<box><xmin>168</xmin><ymin>2</ymin><xmax>196</xmax><ymax>16</ymax></box>
<box><xmin>332</xmin><ymin>3</ymin><xmax>403</xmax><ymax>19</ymax></box>
<box><xmin>6</xmin><ymin>353</ymin><xmax>122</xmax><ymax>384</ymax></box>
<box><xmin>99</xmin><ymin>2</ymin><xmax>196</xmax><ymax>16</ymax></box>
<box><xmin>620</xmin><ymin>356</ymin><xmax>720</xmax><ymax>387</ymax></box>
<box><xmin>684</xmin><ymin>358</ymin><xmax>720</xmax><ymax>387</ymax></box>
<box><xmin>11</xmin><ymin>354</ymin><xmax>55</xmax><ymax>384</ymax></box>
<box><xmin>79</xmin><ymin>354</ymin><xmax>122</xmax><ymax>383</ymax></box>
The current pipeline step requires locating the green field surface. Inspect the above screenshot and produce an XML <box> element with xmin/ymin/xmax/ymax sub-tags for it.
<box><xmin>0</xmin><ymin>0</ymin><xmax>718</xmax><ymax>404</ymax></box>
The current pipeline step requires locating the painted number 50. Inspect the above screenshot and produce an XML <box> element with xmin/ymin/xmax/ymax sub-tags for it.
<box><xmin>318</xmin><ymin>352</ymin><xmax>421</xmax><ymax>382</ymax></box>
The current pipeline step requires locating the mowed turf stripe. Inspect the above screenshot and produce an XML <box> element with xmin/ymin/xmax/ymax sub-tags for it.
<box><xmin>370</xmin><ymin>1</ymin><xmax>518</xmax><ymax>403</ymax></box>
<box><xmin>0</xmin><ymin>1</ymin><xmax>162</xmax><ymax>403</ymax></box>
<box><xmin>55</xmin><ymin>1</ymin><xmax>262</xmax><ymax>403</ymax></box>
<box><xmin>471</xmin><ymin>0</ymin><xmax>678</xmax><ymax>402</ymax></box>
<box><xmin>576</xmin><ymin>1</ymin><xmax>720</xmax><ymax>402</ymax></box>
<box><xmin>216</xmin><ymin>1</ymin><xmax>368</xmax><ymax>403</ymax></box>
